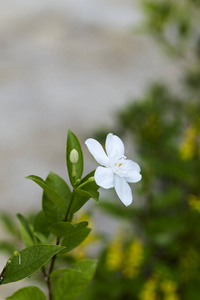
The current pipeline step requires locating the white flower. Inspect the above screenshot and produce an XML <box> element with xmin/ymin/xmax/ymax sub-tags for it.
<box><xmin>85</xmin><ymin>133</ymin><xmax>142</xmax><ymax>206</ymax></box>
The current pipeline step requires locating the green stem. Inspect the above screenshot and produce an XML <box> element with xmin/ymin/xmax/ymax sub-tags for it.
<box><xmin>77</xmin><ymin>177</ymin><xmax>94</xmax><ymax>190</ymax></box>
<box><xmin>45</xmin><ymin>193</ymin><xmax>75</xmax><ymax>300</ymax></box>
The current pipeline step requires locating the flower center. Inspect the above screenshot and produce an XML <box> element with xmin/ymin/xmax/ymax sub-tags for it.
<box><xmin>111</xmin><ymin>157</ymin><xmax>129</xmax><ymax>177</ymax></box>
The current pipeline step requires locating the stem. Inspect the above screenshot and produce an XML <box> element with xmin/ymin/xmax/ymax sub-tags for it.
<box><xmin>46</xmin><ymin>238</ymin><xmax>60</xmax><ymax>300</ymax></box>
<box><xmin>77</xmin><ymin>177</ymin><xmax>94</xmax><ymax>190</ymax></box>
<box><xmin>45</xmin><ymin>194</ymin><xmax>75</xmax><ymax>300</ymax></box>
<box><xmin>64</xmin><ymin>193</ymin><xmax>74</xmax><ymax>222</ymax></box>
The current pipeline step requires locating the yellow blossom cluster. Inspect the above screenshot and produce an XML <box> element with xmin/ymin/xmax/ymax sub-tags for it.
<box><xmin>105</xmin><ymin>232</ymin><xmax>124</xmax><ymax>272</ymax></box>
<box><xmin>188</xmin><ymin>194</ymin><xmax>200</xmax><ymax>213</ymax></box>
<box><xmin>105</xmin><ymin>232</ymin><xmax>144</xmax><ymax>278</ymax></box>
<box><xmin>140</xmin><ymin>275</ymin><xmax>179</xmax><ymax>300</ymax></box>
<box><xmin>179</xmin><ymin>125</ymin><xmax>198</xmax><ymax>160</ymax></box>
<box><xmin>122</xmin><ymin>238</ymin><xmax>143</xmax><ymax>278</ymax></box>
<box><xmin>161</xmin><ymin>280</ymin><xmax>179</xmax><ymax>300</ymax></box>
<box><xmin>140</xmin><ymin>274</ymin><xmax>157</xmax><ymax>300</ymax></box>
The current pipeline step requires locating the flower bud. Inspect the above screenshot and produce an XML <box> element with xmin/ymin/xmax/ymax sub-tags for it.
<box><xmin>88</xmin><ymin>176</ymin><xmax>95</xmax><ymax>182</ymax></box>
<box><xmin>14</xmin><ymin>251</ymin><xmax>19</xmax><ymax>256</ymax></box>
<box><xmin>69</xmin><ymin>149</ymin><xmax>79</xmax><ymax>164</ymax></box>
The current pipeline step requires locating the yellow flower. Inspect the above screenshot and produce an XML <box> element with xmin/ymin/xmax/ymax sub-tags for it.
<box><xmin>140</xmin><ymin>275</ymin><xmax>157</xmax><ymax>300</ymax></box>
<box><xmin>188</xmin><ymin>195</ymin><xmax>200</xmax><ymax>213</ymax></box>
<box><xmin>122</xmin><ymin>238</ymin><xmax>143</xmax><ymax>278</ymax></box>
<box><xmin>161</xmin><ymin>280</ymin><xmax>179</xmax><ymax>300</ymax></box>
<box><xmin>105</xmin><ymin>231</ymin><xmax>124</xmax><ymax>271</ymax></box>
<box><xmin>179</xmin><ymin>125</ymin><xmax>198</xmax><ymax>160</ymax></box>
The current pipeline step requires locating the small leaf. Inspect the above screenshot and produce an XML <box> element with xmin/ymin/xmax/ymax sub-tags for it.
<box><xmin>34</xmin><ymin>211</ymin><xmax>49</xmax><ymax>237</ymax></box>
<box><xmin>46</xmin><ymin>171</ymin><xmax>72</xmax><ymax>207</ymax></box>
<box><xmin>61</xmin><ymin>223</ymin><xmax>91</xmax><ymax>253</ymax></box>
<box><xmin>49</xmin><ymin>221</ymin><xmax>88</xmax><ymax>238</ymax></box>
<box><xmin>74</xmin><ymin>189</ymin><xmax>99</xmax><ymax>202</ymax></box>
<box><xmin>42</xmin><ymin>192</ymin><xmax>64</xmax><ymax>225</ymax></box>
<box><xmin>0</xmin><ymin>245</ymin><xmax>65</xmax><ymax>285</ymax></box>
<box><xmin>70</xmin><ymin>171</ymin><xmax>99</xmax><ymax>213</ymax></box>
<box><xmin>5</xmin><ymin>286</ymin><xmax>46</xmax><ymax>300</ymax></box>
<box><xmin>16</xmin><ymin>214</ymin><xmax>36</xmax><ymax>247</ymax></box>
<box><xmin>33</xmin><ymin>232</ymin><xmax>49</xmax><ymax>244</ymax></box>
<box><xmin>67</xmin><ymin>130</ymin><xmax>84</xmax><ymax>187</ymax></box>
<box><xmin>51</xmin><ymin>260</ymin><xmax>98</xmax><ymax>300</ymax></box>
<box><xmin>26</xmin><ymin>175</ymin><xmax>67</xmax><ymax>215</ymax></box>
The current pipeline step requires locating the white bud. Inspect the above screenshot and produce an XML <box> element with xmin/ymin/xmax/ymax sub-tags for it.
<box><xmin>69</xmin><ymin>149</ymin><xmax>79</xmax><ymax>164</ymax></box>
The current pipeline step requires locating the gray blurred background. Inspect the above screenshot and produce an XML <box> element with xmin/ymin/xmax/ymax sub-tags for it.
<box><xmin>0</xmin><ymin>0</ymin><xmax>180</xmax><ymax>297</ymax></box>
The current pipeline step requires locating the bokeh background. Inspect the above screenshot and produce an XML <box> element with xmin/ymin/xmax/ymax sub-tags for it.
<box><xmin>1</xmin><ymin>0</ymin><xmax>200</xmax><ymax>299</ymax></box>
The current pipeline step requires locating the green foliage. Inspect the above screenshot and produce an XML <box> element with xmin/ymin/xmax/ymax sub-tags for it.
<box><xmin>70</xmin><ymin>171</ymin><xmax>99</xmax><ymax>214</ymax></box>
<box><xmin>49</xmin><ymin>221</ymin><xmax>91</xmax><ymax>253</ymax></box>
<box><xmin>26</xmin><ymin>175</ymin><xmax>68</xmax><ymax>221</ymax></box>
<box><xmin>16</xmin><ymin>214</ymin><xmax>36</xmax><ymax>247</ymax></box>
<box><xmin>0</xmin><ymin>130</ymin><xmax>99</xmax><ymax>299</ymax></box>
<box><xmin>61</xmin><ymin>224</ymin><xmax>91</xmax><ymax>253</ymax></box>
<box><xmin>67</xmin><ymin>129</ymin><xmax>84</xmax><ymax>187</ymax></box>
<box><xmin>0</xmin><ymin>245</ymin><xmax>64</xmax><ymax>284</ymax></box>
<box><xmin>82</xmin><ymin>2</ymin><xmax>200</xmax><ymax>299</ymax></box>
<box><xmin>5</xmin><ymin>286</ymin><xmax>46</xmax><ymax>300</ymax></box>
<box><xmin>50</xmin><ymin>260</ymin><xmax>98</xmax><ymax>300</ymax></box>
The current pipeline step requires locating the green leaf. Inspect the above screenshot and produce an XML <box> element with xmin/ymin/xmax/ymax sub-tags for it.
<box><xmin>33</xmin><ymin>211</ymin><xmax>49</xmax><ymax>237</ymax></box>
<box><xmin>0</xmin><ymin>245</ymin><xmax>65</xmax><ymax>285</ymax></box>
<box><xmin>42</xmin><ymin>191</ymin><xmax>64</xmax><ymax>225</ymax></box>
<box><xmin>74</xmin><ymin>189</ymin><xmax>99</xmax><ymax>202</ymax></box>
<box><xmin>46</xmin><ymin>171</ymin><xmax>72</xmax><ymax>205</ymax></box>
<box><xmin>5</xmin><ymin>286</ymin><xmax>46</xmax><ymax>300</ymax></box>
<box><xmin>70</xmin><ymin>171</ymin><xmax>99</xmax><ymax>213</ymax></box>
<box><xmin>26</xmin><ymin>175</ymin><xmax>67</xmax><ymax>215</ymax></box>
<box><xmin>43</xmin><ymin>172</ymin><xmax>72</xmax><ymax>224</ymax></box>
<box><xmin>33</xmin><ymin>232</ymin><xmax>49</xmax><ymax>244</ymax></box>
<box><xmin>66</xmin><ymin>130</ymin><xmax>84</xmax><ymax>187</ymax></box>
<box><xmin>49</xmin><ymin>221</ymin><xmax>88</xmax><ymax>238</ymax></box>
<box><xmin>51</xmin><ymin>260</ymin><xmax>98</xmax><ymax>300</ymax></box>
<box><xmin>16</xmin><ymin>214</ymin><xmax>36</xmax><ymax>247</ymax></box>
<box><xmin>60</xmin><ymin>223</ymin><xmax>91</xmax><ymax>253</ymax></box>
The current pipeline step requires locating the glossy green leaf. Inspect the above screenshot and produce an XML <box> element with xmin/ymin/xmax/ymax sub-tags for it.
<box><xmin>33</xmin><ymin>211</ymin><xmax>49</xmax><ymax>237</ymax></box>
<box><xmin>51</xmin><ymin>260</ymin><xmax>98</xmax><ymax>300</ymax></box>
<box><xmin>0</xmin><ymin>245</ymin><xmax>65</xmax><ymax>285</ymax></box>
<box><xmin>42</xmin><ymin>191</ymin><xmax>64</xmax><ymax>225</ymax></box>
<box><xmin>74</xmin><ymin>189</ymin><xmax>99</xmax><ymax>202</ymax></box>
<box><xmin>45</xmin><ymin>171</ymin><xmax>71</xmax><ymax>205</ymax></box>
<box><xmin>61</xmin><ymin>223</ymin><xmax>91</xmax><ymax>253</ymax></box>
<box><xmin>66</xmin><ymin>130</ymin><xmax>84</xmax><ymax>187</ymax></box>
<box><xmin>5</xmin><ymin>286</ymin><xmax>46</xmax><ymax>300</ymax></box>
<box><xmin>16</xmin><ymin>214</ymin><xmax>36</xmax><ymax>247</ymax></box>
<box><xmin>33</xmin><ymin>232</ymin><xmax>49</xmax><ymax>244</ymax></box>
<box><xmin>26</xmin><ymin>175</ymin><xmax>67</xmax><ymax>215</ymax></box>
<box><xmin>49</xmin><ymin>221</ymin><xmax>88</xmax><ymax>238</ymax></box>
<box><xmin>70</xmin><ymin>171</ymin><xmax>99</xmax><ymax>213</ymax></box>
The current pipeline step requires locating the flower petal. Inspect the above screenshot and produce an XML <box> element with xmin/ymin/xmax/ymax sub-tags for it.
<box><xmin>94</xmin><ymin>166</ymin><xmax>114</xmax><ymax>189</ymax></box>
<box><xmin>85</xmin><ymin>138</ymin><xmax>110</xmax><ymax>167</ymax></box>
<box><xmin>114</xmin><ymin>174</ymin><xmax>132</xmax><ymax>206</ymax></box>
<box><xmin>105</xmin><ymin>133</ymin><xmax>125</xmax><ymax>160</ymax></box>
<box><xmin>122</xmin><ymin>160</ymin><xmax>142</xmax><ymax>183</ymax></box>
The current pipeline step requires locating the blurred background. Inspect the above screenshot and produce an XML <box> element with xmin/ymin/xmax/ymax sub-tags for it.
<box><xmin>1</xmin><ymin>0</ymin><xmax>200</xmax><ymax>299</ymax></box>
